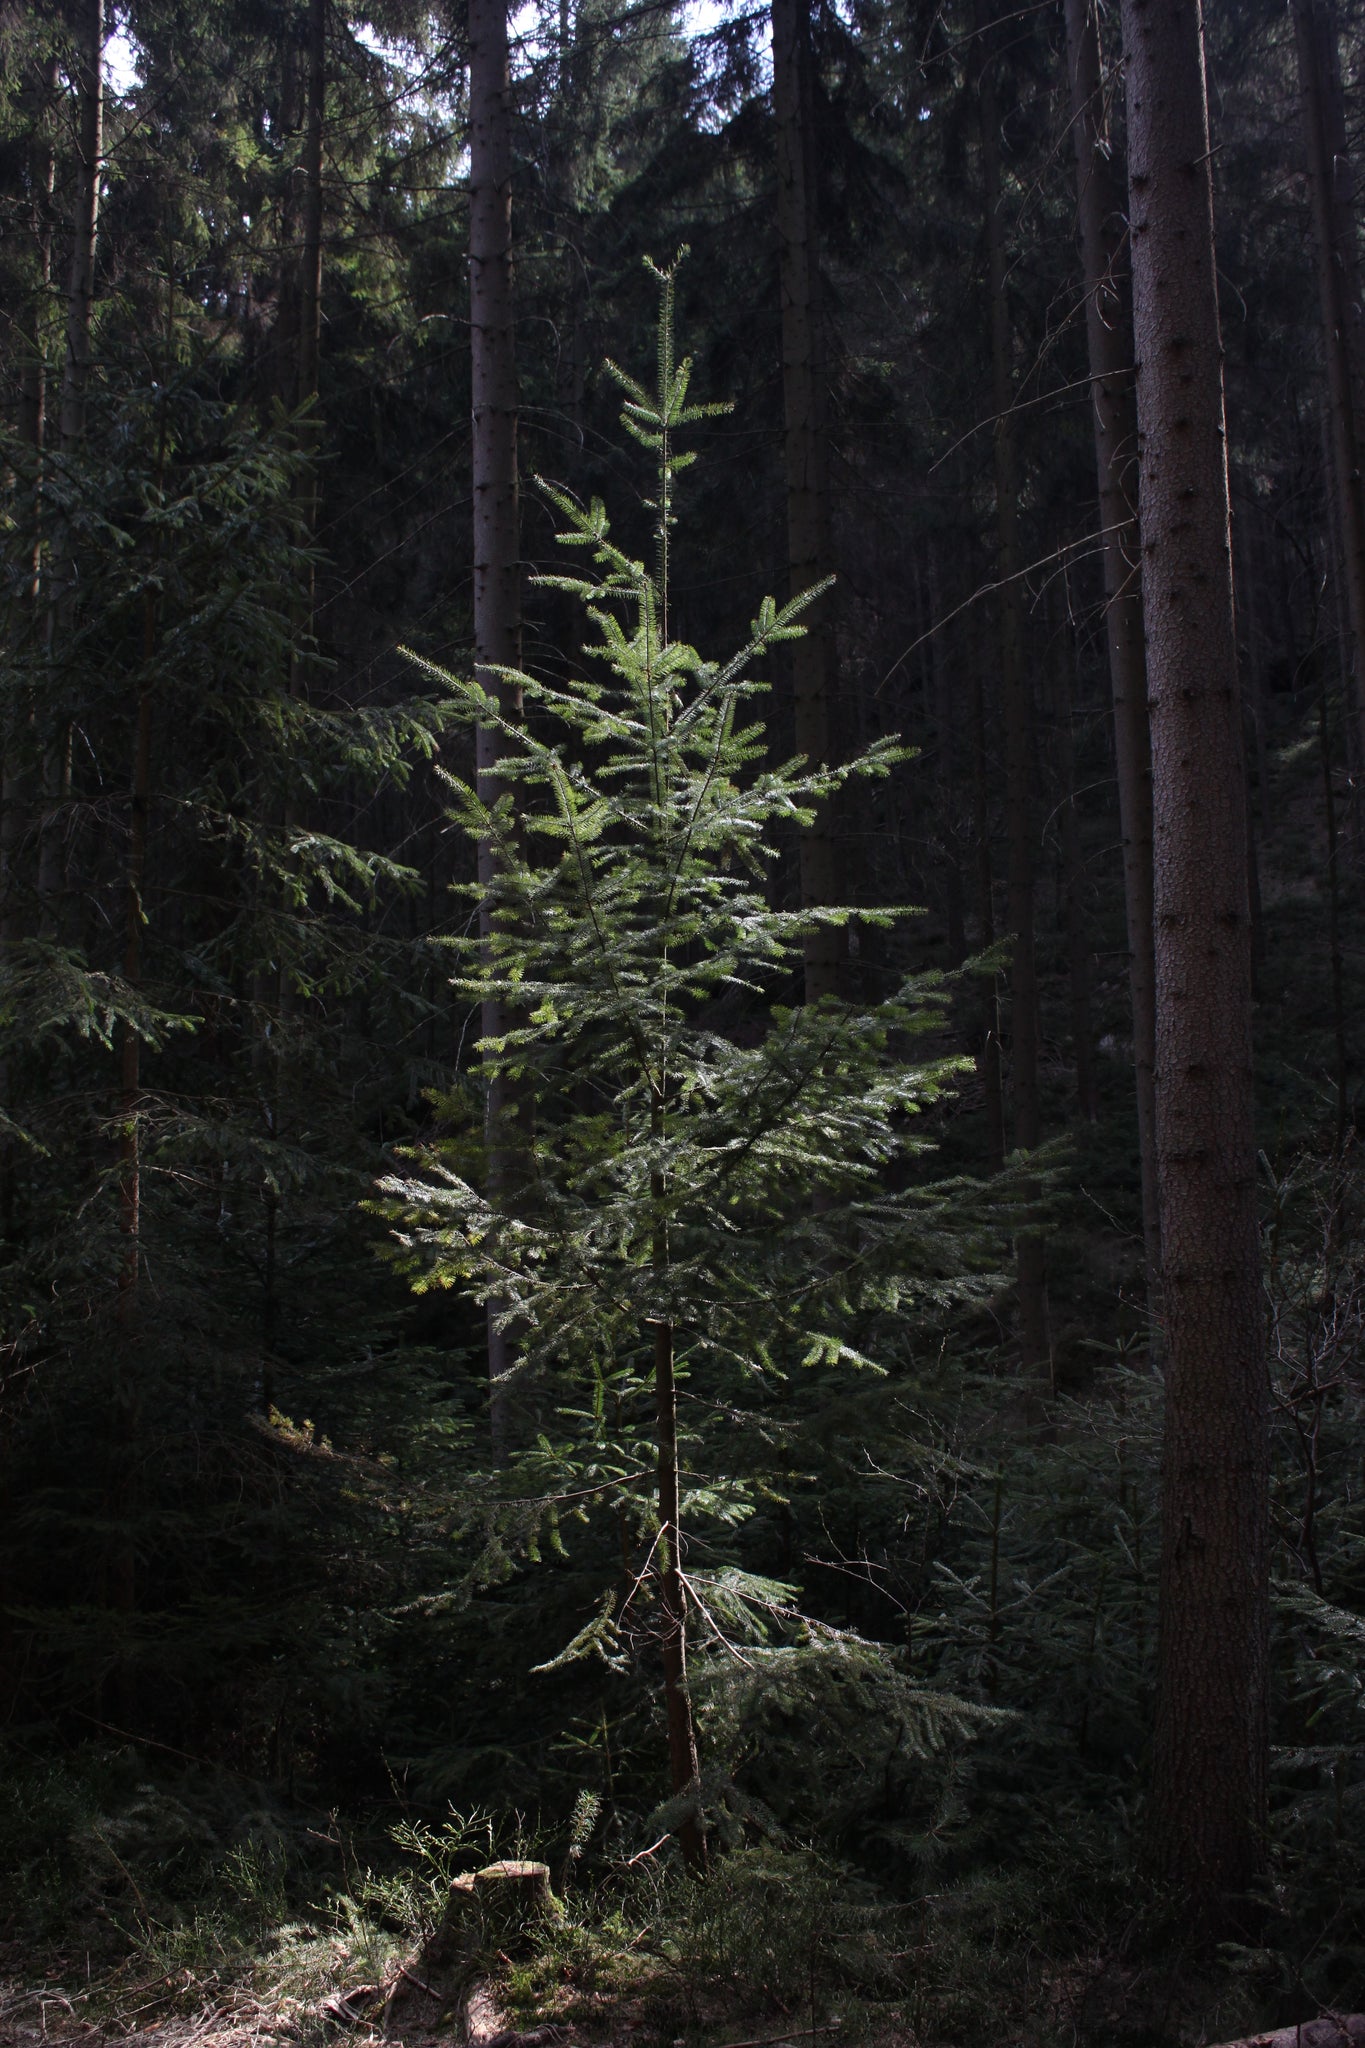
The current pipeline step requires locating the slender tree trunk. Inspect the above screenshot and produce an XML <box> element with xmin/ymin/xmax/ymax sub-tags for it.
<box><xmin>653</xmin><ymin>1310</ymin><xmax>706</xmax><ymax>1874</ymax></box>
<box><xmin>772</xmin><ymin>0</ymin><xmax>842</xmax><ymax>1002</ymax></box>
<box><xmin>257</xmin><ymin>0</ymin><xmax>325</xmax><ymax>1394</ymax></box>
<box><xmin>1318</xmin><ymin>675</ymin><xmax>1348</xmax><ymax>1147</ymax></box>
<box><xmin>929</xmin><ymin>549</ymin><xmax>967</xmax><ymax>966</ymax></box>
<box><xmin>470</xmin><ymin>0</ymin><xmax>524</xmax><ymax>1459</ymax></box>
<box><xmin>118</xmin><ymin>602</ymin><xmax>155</xmax><ymax>1322</ymax></box>
<box><xmin>1064</xmin><ymin>0</ymin><xmax>1161</xmax><ymax>1320</ymax></box>
<box><xmin>1235</xmin><ymin>504</ymin><xmax>1273</xmax><ymax>826</ymax></box>
<box><xmin>1</xmin><ymin>53</ymin><xmax>59</xmax><ymax>1236</ymax></box>
<box><xmin>1292</xmin><ymin>0</ymin><xmax>1365</xmax><ymax>777</ymax></box>
<box><xmin>106</xmin><ymin>254</ymin><xmax>175</xmax><ymax>1734</ymax></box>
<box><xmin>1055</xmin><ymin>611</ymin><xmax>1099</xmax><ymax>1123</ymax></box>
<box><xmin>1121</xmin><ymin>0</ymin><xmax>1270</xmax><ymax>1924</ymax></box>
<box><xmin>297</xmin><ymin>0</ymin><xmax>325</xmax><ymax>417</ymax></box>
<box><xmin>1318</xmin><ymin>416</ymin><xmax>1364</xmax><ymax>841</ymax></box>
<box><xmin>102</xmin><ymin>589</ymin><xmax>156</xmax><ymax>1728</ymax></box>
<box><xmin>1231</xmin><ymin>504</ymin><xmax>1270</xmax><ymax>984</ymax></box>
<box><xmin>971</xmin><ymin>646</ymin><xmax>1006</xmax><ymax>1171</ymax></box>
<box><xmin>38</xmin><ymin>0</ymin><xmax>103</xmax><ymax>924</ymax></box>
<box><xmin>978</xmin><ymin>21</ymin><xmax>1048</xmax><ymax>1370</ymax></box>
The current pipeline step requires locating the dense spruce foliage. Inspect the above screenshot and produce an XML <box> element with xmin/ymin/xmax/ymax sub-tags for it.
<box><xmin>2</xmin><ymin>0</ymin><xmax>1365</xmax><ymax>2040</ymax></box>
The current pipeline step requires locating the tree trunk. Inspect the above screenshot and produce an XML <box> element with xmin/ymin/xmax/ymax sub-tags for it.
<box><xmin>118</xmin><ymin>600</ymin><xmax>155</xmax><ymax>1322</ymax></box>
<box><xmin>1064</xmin><ymin>0</ymin><xmax>1161</xmax><ymax>1322</ymax></box>
<box><xmin>971</xmin><ymin>645</ymin><xmax>1006</xmax><ymax>1172</ymax></box>
<box><xmin>1121</xmin><ymin>0</ymin><xmax>1270</xmax><ymax>1925</ymax></box>
<box><xmin>772</xmin><ymin>0</ymin><xmax>842</xmax><ymax>1002</ymax></box>
<box><xmin>470</xmin><ymin>0</ymin><xmax>524</xmax><ymax>1459</ymax></box>
<box><xmin>256</xmin><ymin>0</ymin><xmax>326</xmax><ymax>1396</ymax></box>
<box><xmin>297</xmin><ymin>0</ymin><xmax>325</xmax><ymax>416</ymax></box>
<box><xmin>1317</xmin><ymin>667</ymin><xmax>1348</xmax><ymax>1148</ymax></box>
<box><xmin>654</xmin><ymin>1313</ymin><xmax>707</xmax><ymax>1874</ymax></box>
<box><xmin>38</xmin><ymin>0</ymin><xmax>104</xmax><ymax>923</ymax></box>
<box><xmin>1055</xmin><ymin>609</ymin><xmax>1098</xmax><ymax>1124</ymax></box>
<box><xmin>1292</xmin><ymin>0</ymin><xmax>1365</xmax><ymax>778</ymax></box>
<box><xmin>929</xmin><ymin>548</ymin><xmax>967</xmax><ymax>967</ymax></box>
<box><xmin>978</xmin><ymin>18</ymin><xmax>1048</xmax><ymax>1371</ymax></box>
<box><xmin>1</xmin><ymin>51</ymin><xmax>59</xmax><ymax>1235</ymax></box>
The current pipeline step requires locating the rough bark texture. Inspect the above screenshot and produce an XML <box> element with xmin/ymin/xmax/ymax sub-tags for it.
<box><xmin>772</xmin><ymin>0</ymin><xmax>842</xmax><ymax>1002</ymax></box>
<box><xmin>1064</xmin><ymin>0</ymin><xmax>1161</xmax><ymax>1318</ymax></box>
<box><xmin>469</xmin><ymin>0</ymin><xmax>524</xmax><ymax>1459</ymax></box>
<box><xmin>1121</xmin><ymin>0</ymin><xmax>1270</xmax><ymax>1923</ymax></box>
<box><xmin>1292</xmin><ymin>0</ymin><xmax>1365</xmax><ymax>777</ymax></box>
<box><xmin>978</xmin><ymin>20</ymin><xmax>1048</xmax><ymax>1370</ymax></box>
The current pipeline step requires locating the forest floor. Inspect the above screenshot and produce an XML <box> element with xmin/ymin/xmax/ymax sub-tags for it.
<box><xmin>0</xmin><ymin>1955</ymin><xmax>895</xmax><ymax>2048</ymax></box>
<box><xmin>4</xmin><ymin>1934</ymin><xmax>1341</xmax><ymax>2048</ymax></box>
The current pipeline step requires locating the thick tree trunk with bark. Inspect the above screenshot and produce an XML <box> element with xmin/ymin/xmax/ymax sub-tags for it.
<box><xmin>469</xmin><ymin>0</ymin><xmax>524</xmax><ymax>1458</ymax></box>
<box><xmin>1292</xmin><ymin>0</ymin><xmax>1365</xmax><ymax>777</ymax></box>
<box><xmin>1064</xmin><ymin>0</ymin><xmax>1161</xmax><ymax>1319</ymax></box>
<box><xmin>1121</xmin><ymin>0</ymin><xmax>1270</xmax><ymax>1924</ymax></box>
<box><xmin>978</xmin><ymin>22</ymin><xmax>1048</xmax><ymax>1370</ymax></box>
<box><xmin>772</xmin><ymin>0</ymin><xmax>842</xmax><ymax>1002</ymax></box>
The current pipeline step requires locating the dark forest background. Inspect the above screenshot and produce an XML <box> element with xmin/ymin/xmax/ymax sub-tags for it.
<box><xmin>2</xmin><ymin>1</ymin><xmax>1365</xmax><ymax>2041</ymax></box>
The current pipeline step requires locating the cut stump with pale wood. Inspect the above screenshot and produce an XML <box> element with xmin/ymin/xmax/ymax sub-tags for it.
<box><xmin>384</xmin><ymin>1860</ymin><xmax>561</xmax><ymax>2033</ymax></box>
<box><xmin>1207</xmin><ymin>2019</ymin><xmax>1365</xmax><ymax>2048</ymax></box>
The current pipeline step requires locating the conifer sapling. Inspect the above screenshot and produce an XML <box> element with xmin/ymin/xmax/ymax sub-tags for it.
<box><xmin>380</xmin><ymin>255</ymin><xmax>978</xmax><ymax>1870</ymax></box>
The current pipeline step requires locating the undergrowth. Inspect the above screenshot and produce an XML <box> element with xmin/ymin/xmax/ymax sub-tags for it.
<box><xmin>0</xmin><ymin>1744</ymin><xmax>1346</xmax><ymax>2048</ymax></box>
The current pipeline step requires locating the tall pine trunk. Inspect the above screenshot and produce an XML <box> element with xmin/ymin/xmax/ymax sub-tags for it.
<box><xmin>978</xmin><ymin>21</ymin><xmax>1048</xmax><ymax>1371</ymax></box>
<box><xmin>38</xmin><ymin>0</ymin><xmax>104</xmax><ymax>923</ymax></box>
<box><xmin>1064</xmin><ymin>0</ymin><xmax>1161</xmax><ymax>1323</ymax></box>
<box><xmin>469</xmin><ymin>0</ymin><xmax>524</xmax><ymax>1458</ymax></box>
<box><xmin>1121</xmin><ymin>0</ymin><xmax>1269</xmax><ymax>1924</ymax></box>
<box><xmin>1</xmin><ymin>51</ymin><xmax>59</xmax><ymax>1236</ymax></box>
<box><xmin>772</xmin><ymin>0</ymin><xmax>842</xmax><ymax>1002</ymax></box>
<box><xmin>1292</xmin><ymin>0</ymin><xmax>1365</xmax><ymax>778</ymax></box>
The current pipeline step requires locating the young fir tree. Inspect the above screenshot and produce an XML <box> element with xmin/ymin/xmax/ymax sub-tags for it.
<box><xmin>380</xmin><ymin>256</ymin><xmax>992</xmax><ymax>1870</ymax></box>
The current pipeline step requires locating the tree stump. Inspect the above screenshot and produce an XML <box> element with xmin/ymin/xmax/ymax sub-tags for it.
<box><xmin>1207</xmin><ymin>2020</ymin><xmax>1365</xmax><ymax>2048</ymax></box>
<box><xmin>384</xmin><ymin>1861</ymin><xmax>561</xmax><ymax>2034</ymax></box>
<box><xmin>427</xmin><ymin>1861</ymin><xmax>559</xmax><ymax>1967</ymax></box>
